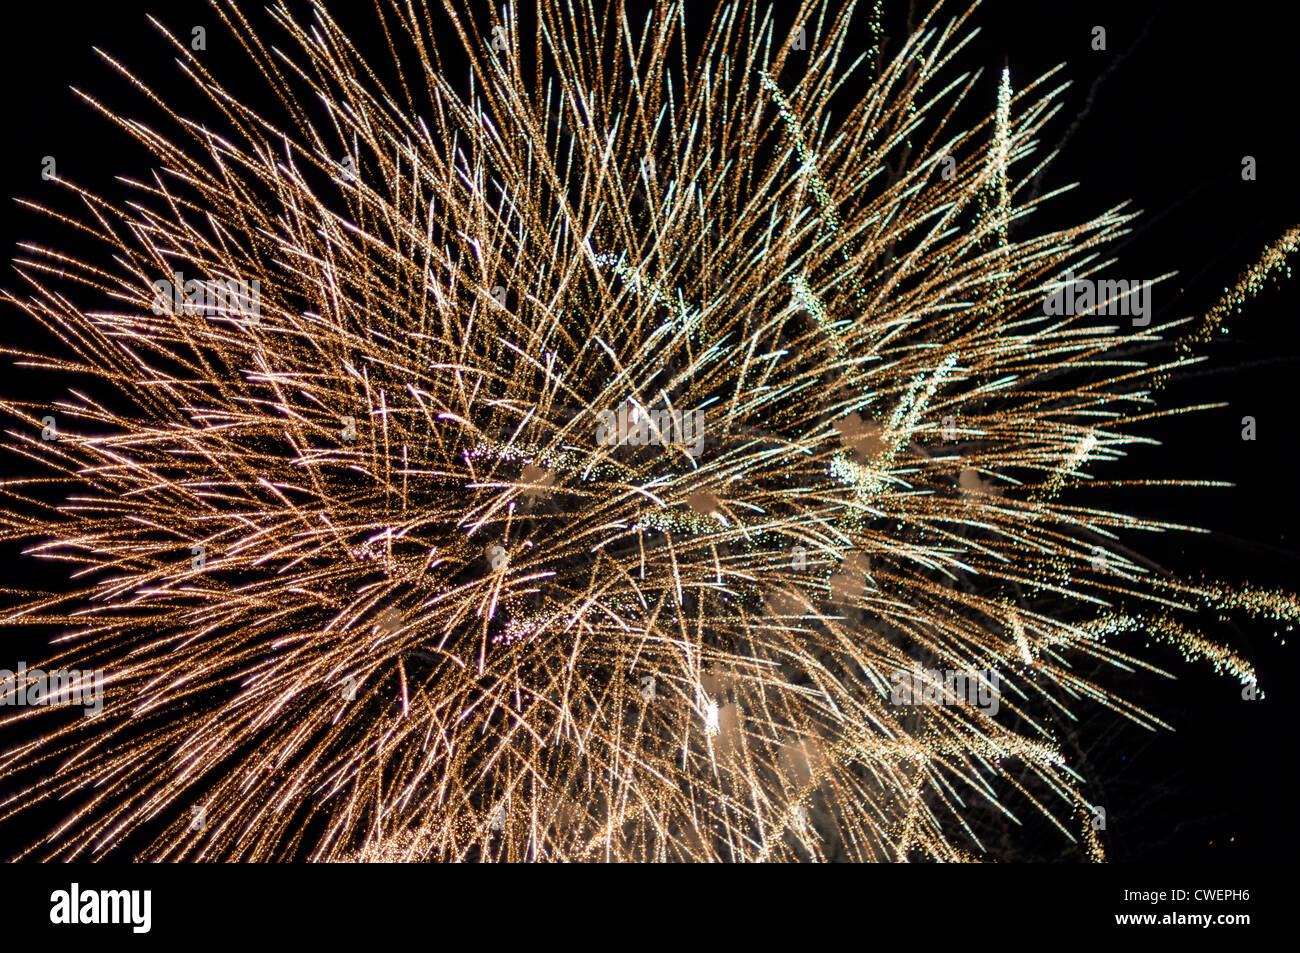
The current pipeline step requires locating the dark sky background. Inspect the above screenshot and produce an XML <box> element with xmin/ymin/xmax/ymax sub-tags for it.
<box><xmin>0</xmin><ymin>0</ymin><xmax>1295</xmax><ymax>863</ymax></box>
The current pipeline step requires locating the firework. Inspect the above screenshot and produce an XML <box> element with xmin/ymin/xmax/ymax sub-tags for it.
<box><xmin>0</xmin><ymin>0</ymin><xmax>1292</xmax><ymax>862</ymax></box>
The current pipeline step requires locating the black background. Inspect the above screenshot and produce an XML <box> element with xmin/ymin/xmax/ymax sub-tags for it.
<box><xmin>0</xmin><ymin>0</ymin><xmax>1295</xmax><ymax>867</ymax></box>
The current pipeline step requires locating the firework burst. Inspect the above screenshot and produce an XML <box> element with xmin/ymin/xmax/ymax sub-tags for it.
<box><xmin>0</xmin><ymin>0</ymin><xmax>1293</xmax><ymax>862</ymax></box>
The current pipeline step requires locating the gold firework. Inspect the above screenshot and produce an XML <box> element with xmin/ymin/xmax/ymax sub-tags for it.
<box><xmin>0</xmin><ymin>0</ymin><xmax>1293</xmax><ymax>862</ymax></box>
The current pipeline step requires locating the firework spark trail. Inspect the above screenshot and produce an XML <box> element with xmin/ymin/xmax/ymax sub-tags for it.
<box><xmin>0</xmin><ymin>0</ymin><xmax>1292</xmax><ymax>862</ymax></box>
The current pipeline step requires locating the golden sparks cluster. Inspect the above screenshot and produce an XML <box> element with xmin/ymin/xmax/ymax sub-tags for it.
<box><xmin>0</xmin><ymin>0</ymin><xmax>1294</xmax><ymax>862</ymax></box>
